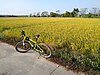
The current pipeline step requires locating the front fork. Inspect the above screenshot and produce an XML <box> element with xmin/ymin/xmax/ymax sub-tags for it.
<box><xmin>22</xmin><ymin>36</ymin><xmax>26</xmax><ymax>46</ymax></box>
<box><xmin>22</xmin><ymin>40</ymin><xmax>25</xmax><ymax>46</ymax></box>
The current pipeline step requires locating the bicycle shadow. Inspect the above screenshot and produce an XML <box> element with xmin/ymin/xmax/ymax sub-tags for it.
<box><xmin>27</xmin><ymin>50</ymin><xmax>36</xmax><ymax>53</ymax></box>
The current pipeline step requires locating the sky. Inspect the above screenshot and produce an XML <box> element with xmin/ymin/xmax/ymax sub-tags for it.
<box><xmin>0</xmin><ymin>0</ymin><xmax>100</xmax><ymax>15</ymax></box>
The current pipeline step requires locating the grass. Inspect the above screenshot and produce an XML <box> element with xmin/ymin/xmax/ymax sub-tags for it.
<box><xmin>0</xmin><ymin>17</ymin><xmax>100</xmax><ymax>74</ymax></box>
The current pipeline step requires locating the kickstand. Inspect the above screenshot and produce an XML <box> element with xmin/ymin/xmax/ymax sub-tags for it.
<box><xmin>38</xmin><ymin>53</ymin><xmax>41</xmax><ymax>59</ymax></box>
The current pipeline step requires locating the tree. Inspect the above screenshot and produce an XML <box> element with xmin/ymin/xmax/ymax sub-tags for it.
<box><xmin>41</xmin><ymin>11</ymin><xmax>48</xmax><ymax>17</ymax></box>
<box><xmin>36</xmin><ymin>12</ymin><xmax>40</xmax><ymax>17</ymax></box>
<box><xmin>33</xmin><ymin>12</ymin><xmax>36</xmax><ymax>17</ymax></box>
<box><xmin>56</xmin><ymin>10</ymin><xmax>60</xmax><ymax>14</ymax></box>
<box><xmin>87</xmin><ymin>13</ymin><xmax>92</xmax><ymax>18</ymax></box>
<box><xmin>70</xmin><ymin>12</ymin><xmax>75</xmax><ymax>17</ymax></box>
<box><xmin>50</xmin><ymin>12</ymin><xmax>57</xmax><ymax>17</ymax></box>
<box><xmin>91</xmin><ymin>8</ymin><xmax>99</xmax><ymax>17</ymax></box>
<box><xmin>92</xmin><ymin>8</ymin><xmax>98</xmax><ymax>14</ymax></box>
<box><xmin>74</xmin><ymin>8</ymin><xmax>79</xmax><ymax>14</ymax></box>
<box><xmin>56</xmin><ymin>10</ymin><xmax>61</xmax><ymax>17</ymax></box>
<box><xmin>80</xmin><ymin>8</ymin><xmax>88</xmax><ymax>17</ymax></box>
<box><xmin>98</xmin><ymin>9</ymin><xmax>100</xmax><ymax>17</ymax></box>
<box><xmin>72</xmin><ymin>8</ymin><xmax>80</xmax><ymax>17</ymax></box>
<box><xmin>29</xmin><ymin>13</ymin><xmax>32</xmax><ymax>17</ymax></box>
<box><xmin>88</xmin><ymin>8</ymin><xmax>99</xmax><ymax>17</ymax></box>
<box><xmin>62</xmin><ymin>11</ymin><xmax>70</xmax><ymax>17</ymax></box>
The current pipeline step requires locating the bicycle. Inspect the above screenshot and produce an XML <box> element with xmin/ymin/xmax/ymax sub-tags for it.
<box><xmin>15</xmin><ymin>30</ymin><xmax>51</xmax><ymax>58</ymax></box>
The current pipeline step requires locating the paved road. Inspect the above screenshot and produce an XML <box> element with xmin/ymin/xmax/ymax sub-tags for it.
<box><xmin>0</xmin><ymin>42</ymin><xmax>85</xmax><ymax>75</ymax></box>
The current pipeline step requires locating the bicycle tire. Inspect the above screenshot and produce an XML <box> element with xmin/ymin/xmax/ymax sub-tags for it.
<box><xmin>15</xmin><ymin>41</ymin><xmax>31</xmax><ymax>53</ymax></box>
<box><xmin>38</xmin><ymin>43</ymin><xmax>51</xmax><ymax>58</ymax></box>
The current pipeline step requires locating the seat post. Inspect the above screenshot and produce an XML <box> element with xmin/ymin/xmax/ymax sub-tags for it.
<box><xmin>35</xmin><ymin>34</ymin><xmax>40</xmax><ymax>42</ymax></box>
<box><xmin>36</xmin><ymin>38</ymin><xmax>38</xmax><ymax>42</ymax></box>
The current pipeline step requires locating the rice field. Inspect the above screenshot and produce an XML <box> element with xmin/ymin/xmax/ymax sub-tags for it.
<box><xmin>0</xmin><ymin>17</ymin><xmax>100</xmax><ymax>73</ymax></box>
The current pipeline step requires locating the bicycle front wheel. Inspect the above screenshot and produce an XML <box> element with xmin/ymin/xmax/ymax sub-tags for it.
<box><xmin>15</xmin><ymin>41</ymin><xmax>31</xmax><ymax>53</ymax></box>
<box><xmin>38</xmin><ymin>43</ymin><xmax>51</xmax><ymax>58</ymax></box>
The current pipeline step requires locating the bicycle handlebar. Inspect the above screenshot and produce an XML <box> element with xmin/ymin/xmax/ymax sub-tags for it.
<box><xmin>21</xmin><ymin>30</ymin><xmax>40</xmax><ymax>42</ymax></box>
<box><xmin>21</xmin><ymin>30</ymin><xmax>25</xmax><ymax>36</ymax></box>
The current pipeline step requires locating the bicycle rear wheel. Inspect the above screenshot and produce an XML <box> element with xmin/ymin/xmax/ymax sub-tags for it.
<box><xmin>15</xmin><ymin>41</ymin><xmax>31</xmax><ymax>53</ymax></box>
<box><xmin>38</xmin><ymin>43</ymin><xmax>51</xmax><ymax>58</ymax></box>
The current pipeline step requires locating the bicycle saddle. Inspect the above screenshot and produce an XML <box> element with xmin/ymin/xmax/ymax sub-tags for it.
<box><xmin>35</xmin><ymin>34</ymin><xmax>40</xmax><ymax>38</ymax></box>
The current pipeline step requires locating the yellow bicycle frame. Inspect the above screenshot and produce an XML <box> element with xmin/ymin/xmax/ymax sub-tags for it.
<box><xmin>23</xmin><ymin>36</ymin><xmax>44</xmax><ymax>52</ymax></box>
